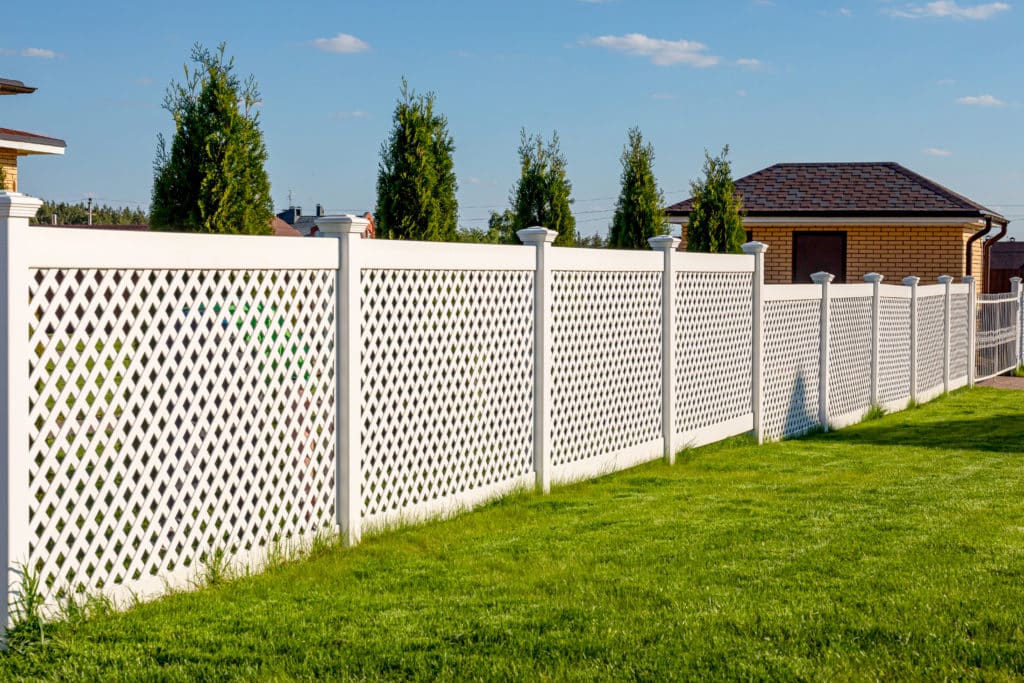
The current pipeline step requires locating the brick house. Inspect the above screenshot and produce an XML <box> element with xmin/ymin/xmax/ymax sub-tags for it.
<box><xmin>666</xmin><ymin>162</ymin><xmax>1008</xmax><ymax>291</ymax></box>
<box><xmin>1</xmin><ymin>78</ymin><xmax>66</xmax><ymax>192</ymax></box>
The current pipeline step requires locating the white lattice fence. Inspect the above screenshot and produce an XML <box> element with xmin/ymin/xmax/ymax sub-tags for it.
<box><xmin>762</xmin><ymin>295</ymin><xmax>821</xmax><ymax>440</ymax></box>
<box><xmin>10</xmin><ymin>227</ymin><xmax>340</xmax><ymax>614</ymax></box>
<box><xmin>550</xmin><ymin>266</ymin><xmax>663</xmax><ymax>479</ymax></box>
<box><xmin>828</xmin><ymin>295</ymin><xmax>873</xmax><ymax>424</ymax></box>
<box><xmin>951</xmin><ymin>293</ymin><xmax>970</xmax><ymax>382</ymax></box>
<box><xmin>673</xmin><ymin>270</ymin><xmax>753</xmax><ymax>442</ymax></box>
<box><xmin>877</xmin><ymin>297</ymin><xmax>912</xmax><ymax>407</ymax></box>
<box><xmin>917</xmin><ymin>294</ymin><xmax>946</xmax><ymax>395</ymax></box>
<box><xmin>358</xmin><ymin>267</ymin><xmax>535</xmax><ymax>527</ymax></box>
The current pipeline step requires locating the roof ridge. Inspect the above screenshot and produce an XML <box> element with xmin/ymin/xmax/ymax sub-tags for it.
<box><xmin>885</xmin><ymin>162</ymin><xmax>998</xmax><ymax>216</ymax></box>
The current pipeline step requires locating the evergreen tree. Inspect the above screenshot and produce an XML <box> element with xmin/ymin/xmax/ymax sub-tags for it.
<box><xmin>685</xmin><ymin>145</ymin><xmax>745</xmax><ymax>254</ymax></box>
<box><xmin>609</xmin><ymin>127</ymin><xmax>667</xmax><ymax>249</ymax></box>
<box><xmin>375</xmin><ymin>79</ymin><xmax>458</xmax><ymax>241</ymax></box>
<box><xmin>510</xmin><ymin>130</ymin><xmax>576</xmax><ymax>247</ymax></box>
<box><xmin>151</xmin><ymin>43</ymin><xmax>272</xmax><ymax>235</ymax></box>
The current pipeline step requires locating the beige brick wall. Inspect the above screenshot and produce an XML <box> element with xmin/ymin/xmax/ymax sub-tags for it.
<box><xmin>0</xmin><ymin>149</ymin><xmax>17</xmax><ymax>192</ymax></box>
<box><xmin>676</xmin><ymin>222</ymin><xmax>986</xmax><ymax>291</ymax></box>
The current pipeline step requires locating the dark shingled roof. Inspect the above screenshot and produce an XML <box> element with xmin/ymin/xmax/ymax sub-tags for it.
<box><xmin>667</xmin><ymin>162</ymin><xmax>1005</xmax><ymax>222</ymax></box>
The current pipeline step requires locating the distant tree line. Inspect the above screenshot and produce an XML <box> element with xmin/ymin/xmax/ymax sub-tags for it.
<box><xmin>31</xmin><ymin>200</ymin><xmax>148</xmax><ymax>226</ymax></box>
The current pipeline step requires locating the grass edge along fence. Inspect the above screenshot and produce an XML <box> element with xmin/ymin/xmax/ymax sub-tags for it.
<box><xmin>1</xmin><ymin>191</ymin><xmax>1022</xmax><ymax>641</ymax></box>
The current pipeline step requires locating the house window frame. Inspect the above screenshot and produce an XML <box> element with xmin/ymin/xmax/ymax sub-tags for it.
<box><xmin>791</xmin><ymin>230</ymin><xmax>848</xmax><ymax>284</ymax></box>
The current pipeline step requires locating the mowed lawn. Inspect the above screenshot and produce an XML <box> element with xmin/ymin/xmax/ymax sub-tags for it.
<box><xmin>3</xmin><ymin>388</ymin><xmax>1024</xmax><ymax>681</ymax></box>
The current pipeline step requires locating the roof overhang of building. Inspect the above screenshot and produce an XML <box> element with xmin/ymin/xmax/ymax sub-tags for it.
<box><xmin>668</xmin><ymin>215</ymin><xmax>993</xmax><ymax>229</ymax></box>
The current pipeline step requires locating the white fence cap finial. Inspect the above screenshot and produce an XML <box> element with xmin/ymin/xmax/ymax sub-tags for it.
<box><xmin>961</xmin><ymin>275</ymin><xmax>976</xmax><ymax>284</ymax></box>
<box><xmin>863</xmin><ymin>272</ymin><xmax>884</xmax><ymax>284</ymax></box>
<box><xmin>647</xmin><ymin>235</ymin><xmax>680</xmax><ymax>252</ymax></box>
<box><xmin>0</xmin><ymin>191</ymin><xmax>44</xmax><ymax>220</ymax></box>
<box><xmin>937</xmin><ymin>275</ymin><xmax>954</xmax><ymax>285</ymax></box>
<box><xmin>741</xmin><ymin>241</ymin><xmax>768</xmax><ymax>255</ymax></box>
<box><xmin>810</xmin><ymin>271</ymin><xmax>834</xmax><ymax>284</ymax></box>
<box><xmin>316</xmin><ymin>214</ymin><xmax>369</xmax><ymax>236</ymax></box>
<box><xmin>902</xmin><ymin>276</ymin><xmax>921</xmax><ymax>287</ymax></box>
<box><xmin>517</xmin><ymin>227</ymin><xmax>557</xmax><ymax>245</ymax></box>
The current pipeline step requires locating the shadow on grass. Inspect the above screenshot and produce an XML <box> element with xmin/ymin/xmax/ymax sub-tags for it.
<box><xmin>800</xmin><ymin>401</ymin><xmax>1024</xmax><ymax>454</ymax></box>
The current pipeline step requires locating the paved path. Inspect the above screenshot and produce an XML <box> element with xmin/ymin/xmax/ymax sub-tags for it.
<box><xmin>979</xmin><ymin>376</ymin><xmax>1024</xmax><ymax>390</ymax></box>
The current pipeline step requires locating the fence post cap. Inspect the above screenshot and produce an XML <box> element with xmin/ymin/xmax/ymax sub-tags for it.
<box><xmin>517</xmin><ymin>227</ymin><xmax>557</xmax><ymax>245</ymax></box>
<box><xmin>863</xmin><ymin>272</ymin><xmax>884</xmax><ymax>284</ymax></box>
<box><xmin>316</xmin><ymin>214</ymin><xmax>369</xmax><ymax>236</ymax></box>
<box><xmin>0</xmin><ymin>191</ymin><xmax>44</xmax><ymax>219</ymax></box>
<box><xmin>647</xmin><ymin>235</ymin><xmax>680</xmax><ymax>252</ymax></box>
<box><xmin>1010</xmin><ymin>276</ymin><xmax>1022</xmax><ymax>285</ymax></box>
<box><xmin>741</xmin><ymin>241</ymin><xmax>768</xmax><ymax>255</ymax></box>
<box><xmin>961</xmin><ymin>275</ymin><xmax>976</xmax><ymax>285</ymax></box>
<box><xmin>902</xmin><ymin>276</ymin><xmax>921</xmax><ymax>287</ymax></box>
<box><xmin>937</xmin><ymin>275</ymin><xmax>954</xmax><ymax>285</ymax></box>
<box><xmin>810</xmin><ymin>271</ymin><xmax>834</xmax><ymax>284</ymax></box>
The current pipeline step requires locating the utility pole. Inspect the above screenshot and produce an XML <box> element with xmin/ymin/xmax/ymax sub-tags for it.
<box><xmin>87</xmin><ymin>196</ymin><xmax>93</xmax><ymax>226</ymax></box>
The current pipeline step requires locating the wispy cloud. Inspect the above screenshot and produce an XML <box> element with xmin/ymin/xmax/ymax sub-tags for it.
<box><xmin>331</xmin><ymin>110</ymin><xmax>370</xmax><ymax>120</ymax></box>
<box><xmin>839</xmin><ymin>7</ymin><xmax>853</xmax><ymax>15</ymax></box>
<box><xmin>736</xmin><ymin>89</ymin><xmax>749</xmax><ymax>97</ymax></box>
<box><xmin>0</xmin><ymin>47</ymin><xmax>60</xmax><ymax>58</ymax></box>
<box><xmin>135</xmin><ymin>77</ymin><xmax>153</xmax><ymax>86</ymax></box>
<box><xmin>651</xmin><ymin>93</ymin><xmax>678</xmax><ymax>100</ymax></box>
<box><xmin>936</xmin><ymin>78</ymin><xmax>956</xmax><ymax>85</ymax></box>
<box><xmin>956</xmin><ymin>94</ymin><xmax>1005</xmax><ymax>106</ymax></box>
<box><xmin>581</xmin><ymin>33</ymin><xmax>719</xmax><ymax>67</ymax></box>
<box><xmin>887</xmin><ymin>1</ymin><xmax>1011</xmax><ymax>20</ymax></box>
<box><xmin>311</xmin><ymin>33</ymin><xmax>370</xmax><ymax>53</ymax></box>
<box><xmin>922</xmin><ymin>147</ymin><xmax>952</xmax><ymax>156</ymax></box>
<box><xmin>736</xmin><ymin>58</ymin><xmax>763</xmax><ymax>69</ymax></box>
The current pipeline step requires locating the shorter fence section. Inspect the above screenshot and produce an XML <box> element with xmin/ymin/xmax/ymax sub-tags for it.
<box><xmin>976</xmin><ymin>282</ymin><xmax>1022</xmax><ymax>381</ymax></box>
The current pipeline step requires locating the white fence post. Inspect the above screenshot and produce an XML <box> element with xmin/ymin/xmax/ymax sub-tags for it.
<box><xmin>962</xmin><ymin>276</ymin><xmax>977</xmax><ymax>388</ymax></box>
<box><xmin>1012</xmin><ymin>276</ymin><xmax>1023</xmax><ymax>368</ymax></box>
<box><xmin>864</xmin><ymin>273</ymin><xmax>884</xmax><ymax>406</ymax></box>
<box><xmin>742</xmin><ymin>242</ymin><xmax>768</xmax><ymax>444</ymax></box>
<box><xmin>318</xmin><ymin>214</ymin><xmax>368</xmax><ymax>547</ymax></box>
<box><xmin>903</xmin><ymin>276</ymin><xmax>920</xmax><ymax>402</ymax></box>
<box><xmin>938</xmin><ymin>275</ymin><xmax>953</xmax><ymax>393</ymax></box>
<box><xmin>518</xmin><ymin>227</ymin><xmax>557</xmax><ymax>493</ymax></box>
<box><xmin>649</xmin><ymin>236</ymin><xmax>680</xmax><ymax>464</ymax></box>
<box><xmin>0</xmin><ymin>192</ymin><xmax>41</xmax><ymax>637</ymax></box>
<box><xmin>811</xmin><ymin>271</ymin><xmax>834</xmax><ymax>431</ymax></box>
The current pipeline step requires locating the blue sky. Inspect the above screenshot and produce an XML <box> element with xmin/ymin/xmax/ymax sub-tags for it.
<box><xmin>2</xmin><ymin>0</ymin><xmax>1022</xmax><ymax>238</ymax></box>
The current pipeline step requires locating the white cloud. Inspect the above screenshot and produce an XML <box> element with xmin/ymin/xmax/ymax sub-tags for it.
<box><xmin>887</xmin><ymin>1</ymin><xmax>1011</xmax><ymax>20</ymax></box>
<box><xmin>736</xmin><ymin>58</ymin><xmax>763</xmax><ymax>69</ymax></box>
<box><xmin>936</xmin><ymin>78</ymin><xmax>956</xmax><ymax>85</ymax></box>
<box><xmin>839</xmin><ymin>7</ymin><xmax>853</xmax><ymax>16</ymax></box>
<box><xmin>1</xmin><ymin>47</ymin><xmax>60</xmax><ymax>58</ymax></box>
<box><xmin>135</xmin><ymin>77</ymin><xmax>153</xmax><ymax>86</ymax></box>
<box><xmin>736</xmin><ymin>89</ymin><xmax>748</xmax><ymax>97</ymax></box>
<box><xmin>922</xmin><ymin>147</ymin><xmax>952</xmax><ymax>156</ymax></box>
<box><xmin>311</xmin><ymin>33</ymin><xmax>370</xmax><ymax>53</ymax></box>
<box><xmin>581</xmin><ymin>33</ymin><xmax>719</xmax><ymax>67</ymax></box>
<box><xmin>956</xmin><ymin>94</ymin><xmax>1005</xmax><ymax>106</ymax></box>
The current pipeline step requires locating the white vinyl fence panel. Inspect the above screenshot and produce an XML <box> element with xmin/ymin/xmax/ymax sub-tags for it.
<box><xmin>1</xmin><ymin>196</ymin><xmax>1018</xmax><ymax>637</ymax></box>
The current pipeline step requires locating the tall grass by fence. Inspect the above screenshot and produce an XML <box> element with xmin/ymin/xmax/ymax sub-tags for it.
<box><xmin>0</xmin><ymin>193</ymin><xmax>1021</xmax><ymax>637</ymax></box>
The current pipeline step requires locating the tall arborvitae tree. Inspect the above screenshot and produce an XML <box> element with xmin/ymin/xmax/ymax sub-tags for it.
<box><xmin>375</xmin><ymin>79</ymin><xmax>458</xmax><ymax>241</ymax></box>
<box><xmin>510</xmin><ymin>130</ymin><xmax>576</xmax><ymax>247</ymax></box>
<box><xmin>685</xmin><ymin>145</ymin><xmax>745</xmax><ymax>254</ymax></box>
<box><xmin>151</xmin><ymin>43</ymin><xmax>272</xmax><ymax>235</ymax></box>
<box><xmin>609</xmin><ymin>127</ymin><xmax>667</xmax><ymax>249</ymax></box>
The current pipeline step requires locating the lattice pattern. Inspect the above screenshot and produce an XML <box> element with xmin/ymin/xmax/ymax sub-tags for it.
<box><xmin>878</xmin><ymin>297</ymin><xmax>911</xmax><ymax>405</ymax></box>
<box><xmin>550</xmin><ymin>270</ymin><xmax>662</xmax><ymax>465</ymax></box>
<box><xmin>917</xmin><ymin>295</ymin><xmax>945</xmax><ymax>393</ymax></box>
<box><xmin>673</xmin><ymin>272</ymin><xmax>753</xmax><ymax>434</ymax></box>
<box><xmin>828</xmin><ymin>297</ymin><xmax>872</xmax><ymax>420</ymax></box>
<box><xmin>359</xmin><ymin>270</ymin><xmax>534</xmax><ymax>522</ymax></box>
<box><xmin>763</xmin><ymin>299</ymin><xmax>820</xmax><ymax>439</ymax></box>
<box><xmin>951</xmin><ymin>293</ymin><xmax>970</xmax><ymax>380</ymax></box>
<box><xmin>28</xmin><ymin>269</ymin><xmax>337</xmax><ymax>596</ymax></box>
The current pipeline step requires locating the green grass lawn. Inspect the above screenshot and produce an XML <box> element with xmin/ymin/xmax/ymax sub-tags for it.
<box><xmin>3</xmin><ymin>387</ymin><xmax>1024</xmax><ymax>681</ymax></box>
